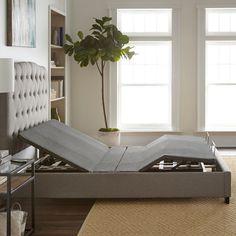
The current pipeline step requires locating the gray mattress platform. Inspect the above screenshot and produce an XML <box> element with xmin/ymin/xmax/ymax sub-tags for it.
<box><xmin>20</xmin><ymin>120</ymin><xmax>216</xmax><ymax>172</ymax></box>
<box><xmin>19</xmin><ymin>120</ymin><xmax>231</xmax><ymax>202</ymax></box>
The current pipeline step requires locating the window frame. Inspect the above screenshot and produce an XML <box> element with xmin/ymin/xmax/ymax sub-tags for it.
<box><xmin>109</xmin><ymin>7</ymin><xmax>180</xmax><ymax>132</ymax></box>
<box><xmin>198</xmin><ymin>6</ymin><xmax>236</xmax><ymax>131</ymax></box>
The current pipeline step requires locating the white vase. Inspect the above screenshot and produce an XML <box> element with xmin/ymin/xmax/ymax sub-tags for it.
<box><xmin>98</xmin><ymin>131</ymin><xmax>120</xmax><ymax>147</ymax></box>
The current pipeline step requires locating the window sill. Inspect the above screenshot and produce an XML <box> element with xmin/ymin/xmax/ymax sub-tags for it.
<box><xmin>120</xmin><ymin>129</ymin><xmax>181</xmax><ymax>134</ymax></box>
<box><xmin>197</xmin><ymin>128</ymin><xmax>236</xmax><ymax>133</ymax></box>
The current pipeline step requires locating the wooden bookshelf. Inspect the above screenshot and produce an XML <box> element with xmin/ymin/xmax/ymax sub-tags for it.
<box><xmin>49</xmin><ymin>6</ymin><xmax>67</xmax><ymax>123</ymax></box>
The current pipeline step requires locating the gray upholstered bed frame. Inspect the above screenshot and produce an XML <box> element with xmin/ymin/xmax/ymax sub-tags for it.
<box><xmin>0</xmin><ymin>62</ymin><xmax>231</xmax><ymax>203</ymax></box>
<box><xmin>0</xmin><ymin>62</ymin><xmax>48</xmax><ymax>157</ymax></box>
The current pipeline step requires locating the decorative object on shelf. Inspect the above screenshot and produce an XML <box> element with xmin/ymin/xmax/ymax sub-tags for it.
<box><xmin>52</xmin><ymin>27</ymin><xmax>58</xmax><ymax>45</ymax></box>
<box><xmin>0</xmin><ymin>202</ymin><xmax>28</xmax><ymax>236</ymax></box>
<box><xmin>50</xmin><ymin>60</ymin><xmax>56</xmax><ymax>68</ymax></box>
<box><xmin>7</xmin><ymin>0</ymin><xmax>36</xmax><ymax>47</ymax></box>
<box><xmin>64</xmin><ymin>17</ymin><xmax>135</xmax><ymax>144</ymax></box>
<box><xmin>0</xmin><ymin>58</ymin><xmax>14</xmax><ymax>93</ymax></box>
<box><xmin>51</xmin><ymin>79</ymin><xmax>63</xmax><ymax>98</ymax></box>
<box><xmin>51</xmin><ymin>107</ymin><xmax>61</xmax><ymax>122</ymax></box>
<box><xmin>51</xmin><ymin>89</ymin><xmax>57</xmax><ymax>100</ymax></box>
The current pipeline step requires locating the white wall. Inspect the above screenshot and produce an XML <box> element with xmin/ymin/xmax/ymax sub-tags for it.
<box><xmin>70</xmin><ymin>0</ymin><xmax>236</xmax><ymax>146</ymax></box>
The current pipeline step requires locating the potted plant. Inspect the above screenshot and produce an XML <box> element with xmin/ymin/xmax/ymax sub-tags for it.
<box><xmin>64</xmin><ymin>16</ymin><xmax>135</xmax><ymax>146</ymax></box>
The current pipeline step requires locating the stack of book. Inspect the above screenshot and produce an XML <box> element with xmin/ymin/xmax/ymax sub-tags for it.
<box><xmin>51</xmin><ymin>27</ymin><xmax>64</xmax><ymax>46</ymax></box>
<box><xmin>0</xmin><ymin>150</ymin><xmax>12</xmax><ymax>185</ymax></box>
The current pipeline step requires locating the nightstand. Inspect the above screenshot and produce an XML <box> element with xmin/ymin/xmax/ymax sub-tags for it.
<box><xmin>0</xmin><ymin>158</ymin><xmax>35</xmax><ymax>236</ymax></box>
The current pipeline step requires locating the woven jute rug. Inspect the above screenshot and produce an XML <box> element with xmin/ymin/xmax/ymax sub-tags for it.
<box><xmin>78</xmin><ymin>158</ymin><xmax>235</xmax><ymax>236</ymax></box>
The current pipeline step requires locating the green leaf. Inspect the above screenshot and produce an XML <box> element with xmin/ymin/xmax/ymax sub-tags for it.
<box><xmin>95</xmin><ymin>18</ymin><xmax>104</xmax><ymax>26</ymax></box>
<box><xmin>88</xmin><ymin>48</ymin><xmax>97</xmax><ymax>55</ymax></box>
<box><xmin>65</xmin><ymin>34</ymin><xmax>73</xmax><ymax>43</ymax></box>
<box><xmin>63</xmin><ymin>44</ymin><xmax>73</xmax><ymax>54</ymax></box>
<box><xmin>91</xmin><ymin>24</ymin><xmax>102</xmax><ymax>32</ymax></box>
<box><xmin>118</xmin><ymin>34</ymin><xmax>129</xmax><ymax>44</ymax></box>
<box><xmin>68</xmin><ymin>49</ymin><xmax>74</xmax><ymax>56</ymax></box>
<box><xmin>102</xmin><ymin>16</ymin><xmax>112</xmax><ymax>23</ymax></box>
<box><xmin>127</xmin><ymin>51</ymin><xmax>135</xmax><ymax>59</ymax></box>
<box><xmin>77</xmin><ymin>31</ymin><xmax>84</xmax><ymax>40</ymax></box>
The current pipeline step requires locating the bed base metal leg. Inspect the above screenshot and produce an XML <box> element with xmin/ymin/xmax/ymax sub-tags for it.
<box><xmin>224</xmin><ymin>197</ymin><xmax>230</xmax><ymax>204</ymax></box>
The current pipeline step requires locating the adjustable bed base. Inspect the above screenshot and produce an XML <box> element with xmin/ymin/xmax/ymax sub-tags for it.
<box><xmin>0</xmin><ymin>62</ymin><xmax>230</xmax><ymax>203</ymax></box>
<box><xmin>19</xmin><ymin>120</ymin><xmax>231</xmax><ymax>203</ymax></box>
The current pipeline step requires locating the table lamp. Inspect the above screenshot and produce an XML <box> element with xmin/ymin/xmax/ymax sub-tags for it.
<box><xmin>0</xmin><ymin>58</ymin><xmax>14</xmax><ymax>93</ymax></box>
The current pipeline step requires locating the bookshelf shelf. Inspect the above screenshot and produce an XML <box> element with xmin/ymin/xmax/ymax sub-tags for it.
<box><xmin>49</xmin><ymin>6</ymin><xmax>67</xmax><ymax>123</ymax></box>
<box><xmin>51</xmin><ymin>44</ymin><xmax>63</xmax><ymax>49</ymax></box>
<box><xmin>51</xmin><ymin>66</ymin><xmax>65</xmax><ymax>69</ymax></box>
<box><xmin>51</xmin><ymin>96</ymin><xmax>65</xmax><ymax>102</ymax></box>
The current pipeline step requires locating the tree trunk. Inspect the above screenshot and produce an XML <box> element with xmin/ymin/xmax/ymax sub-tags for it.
<box><xmin>101</xmin><ymin>61</ymin><xmax>108</xmax><ymax>129</ymax></box>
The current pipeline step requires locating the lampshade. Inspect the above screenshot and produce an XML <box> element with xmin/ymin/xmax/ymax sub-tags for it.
<box><xmin>0</xmin><ymin>58</ymin><xmax>14</xmax><ymax>93</ymax></box>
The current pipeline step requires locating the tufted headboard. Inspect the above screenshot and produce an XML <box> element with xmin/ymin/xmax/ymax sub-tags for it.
<box><xmin>0</xmin><ymin>62</ymin><xmax>49</xmax><ymax>155</ymax></box>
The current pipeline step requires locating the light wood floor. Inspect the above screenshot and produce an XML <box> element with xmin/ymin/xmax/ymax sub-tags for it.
<box><xmin>21</xmin><ymin>198</ymin><xmax>94</xmax><ymax>236</ymax></box>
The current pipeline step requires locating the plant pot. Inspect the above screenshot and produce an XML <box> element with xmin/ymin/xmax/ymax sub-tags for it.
<box><xmin>98</xmin><ymin>130</ymin><xmax>120</xmax><ymax>147</ymax></box>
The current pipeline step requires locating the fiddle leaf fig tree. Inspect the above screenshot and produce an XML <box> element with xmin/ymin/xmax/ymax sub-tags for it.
<box><xmin>64</xmin><ymin>16</ymin><xmax>135</xmax><ymax>130</ymax></box>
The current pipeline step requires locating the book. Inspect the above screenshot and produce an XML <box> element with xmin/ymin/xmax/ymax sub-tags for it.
<box><xmin>0</xmin><ymin>155</ymin><xmax>12</xmax><ymax>165</ymax></box>
<box><xmin>51</xmin><ymin>27</ymin><xmax>59</xmax><ymax>45</ymax></box>
<box><xmin>0</xmin><ymin>150</ymin><xmax>9</xmax><ymax>158</ymax></box>
<box><xmin>59</xmin><ymin>27</ymin><xmax>64</xmax><ymax>46</ymax></box>
<box><xmin>51</xmin><ymin>27</ymin><xmax>64</xmax><ymax>46</ymax></box>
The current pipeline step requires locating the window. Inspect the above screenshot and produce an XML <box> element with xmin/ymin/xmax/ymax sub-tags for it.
<box><xmin>199</xmin><ymin>8</ymin><xmax>236</xmax><ymax>131</ymax></box>
<box><xmin>110</xmin><ymin>9</ymin><xmax>179</xmax><ymax>131</ymax></box>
